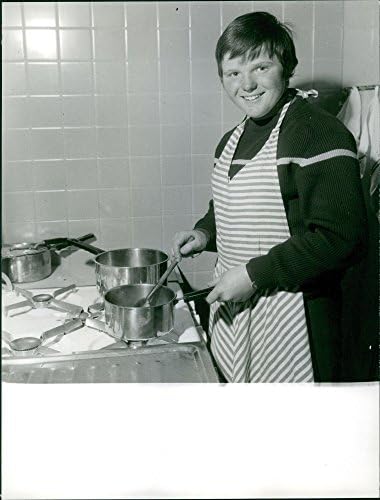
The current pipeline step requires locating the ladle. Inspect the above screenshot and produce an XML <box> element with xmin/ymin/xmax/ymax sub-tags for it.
<box><xmin>134</xmin><ymin>257</ymin><xmax>180</xmax><ymax>307</ymax></box>
<box><xmin>4</xmin><ymin>318</ymin><xmax>83</xmax><ymax>353</ymax></box>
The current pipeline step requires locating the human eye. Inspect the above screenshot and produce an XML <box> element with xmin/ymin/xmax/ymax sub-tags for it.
<box><xmin>256</xmin><ymin>65</ymin><xmax>269</xmax><ymax>72</ymax></box>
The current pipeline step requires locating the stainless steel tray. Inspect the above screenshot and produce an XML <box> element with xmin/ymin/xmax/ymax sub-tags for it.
<box><xmin>2</xmin><ymin>343</ymin><xmax>219</xmax><ymax>383</ymax></box>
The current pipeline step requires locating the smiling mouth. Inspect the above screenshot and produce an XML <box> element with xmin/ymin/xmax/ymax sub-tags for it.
<box><xmin>242</xmin><ymin>93</ymin><xmax>264</xmax><ymax>102</ymax></box>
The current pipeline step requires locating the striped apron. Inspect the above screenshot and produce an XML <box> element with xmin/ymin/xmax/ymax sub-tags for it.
<box><xmin>209</xmin><ymin>99</ymin><xmax>314</xmax><ymax>383</ymax></box>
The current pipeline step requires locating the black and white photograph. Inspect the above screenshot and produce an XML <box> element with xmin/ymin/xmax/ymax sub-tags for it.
<box><xmin>1</xmin><ymin>1</ymin><xmax>379</xmax><ymax>498</ymax></box>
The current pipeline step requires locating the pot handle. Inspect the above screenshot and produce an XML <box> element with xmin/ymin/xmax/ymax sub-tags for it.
<box><xmin>64</xmin><ymin>238</ymin><xmax>105</xmax><ymax>255</ymax></box>
<box><xmin>53</xmin><ymin>233</ymin><xmax>95</xmax><ymax>250</ymax></box>
<box><xmin>42</xmin><ymin>233</ymin><xmax>91</xmax><ymax>247</ymax></box>
<box><xmin>46</xmin><ymin>233</ymin><xmax>96</xmax><ymax>251</ymax></box>
<box><xmin>177</xmin><ymin>287</ymin><xmax>214</xmax><ymax>304</ymax></box>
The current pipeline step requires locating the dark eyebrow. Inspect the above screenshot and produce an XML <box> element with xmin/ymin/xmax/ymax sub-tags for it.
<box><xmin>222</xmin><ymin>58</ymin><xmax>274</xmax><ymax>74</ymax></box>
<box><xmin>251</xmin><ymin>60</ymin><xmax>273</xmax><ymax>68</ymax></box>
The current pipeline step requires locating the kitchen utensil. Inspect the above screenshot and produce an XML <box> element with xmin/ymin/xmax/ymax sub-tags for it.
<box><xmin>3</xmin><ymin>318</ymin><xmax>83</xmax><ymax>353</ymax></box>
<box><xmin>1</xmin><ymin>243</ymin><xmax>52</xmax><ymax>284</ymax></box>
<box><xmin>65</xmin><ymin>239</ymin><xmax>169</xmax><ymax>295</ymax></box>
<box><xmin>100</xmin><ymin>284</ymin><xmax>213</xmax><ymax>342</ymax></box>
<box><xmin>134</xmin><ymin>257</ymin><xmax>180</xmax><ymax>307</ymax></box>
<box><xmin>1</xmin><ymin>233</ymin><xmax>94</xmax><ymax>283</ymax></box>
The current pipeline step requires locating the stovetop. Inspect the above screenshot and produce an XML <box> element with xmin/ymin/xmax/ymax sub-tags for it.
<box><xmin>1</xmin><ymin>283</ymin><xmax>203</xmax><ymax>358</ymax></box>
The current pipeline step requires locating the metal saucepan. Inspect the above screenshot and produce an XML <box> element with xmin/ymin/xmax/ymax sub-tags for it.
<box><xmin>65</xmin><ymin>239</ymin><xmax>169</xmax><ymax>295</ymax></box>
<box><xmin>102</xmin><ymin>284</ymin><xmax>213</xmax><ymax>342</ymax></box>
<box><xmin>1</xmin><ymin>233</ymin><xmax>94</xmax><ymax>283</ymax></box>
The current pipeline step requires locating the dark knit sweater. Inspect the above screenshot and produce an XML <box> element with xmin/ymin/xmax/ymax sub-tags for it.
<box><xmin>194</xmin><ymin>89</ymin><xmax>368</xmax><ymax>297</ymax></box>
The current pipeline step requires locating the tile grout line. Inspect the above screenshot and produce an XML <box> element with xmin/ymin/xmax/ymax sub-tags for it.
<box><xmin>123</xmin><ymin>1</ymin><xmax>132</xmax><ymax>248</ymax></box>
<box><xmin>189</xmin><ymin>1</ymin><xmax>194</xmax><ymax>226</ymax></box>
<box><xmin>124</xmin><ymin>1</ymin><xmax>135</xmax><ymax>248</ymax></box>
<box><xmin>54</xmin><ymin>1</ymin><xmax>69</xmax><ymax>239</ymax></box>
<box><xmin>19</xmin><ymin>2</ymin><xmax>37</xmax><ymax>241</ymax></box>
<box><xmin>90</xmin><ymin>0</ymin><xmax>100</xmax><ymax>217</ymax></box>
<box><xmin>88</xmin><ymin>1</ymin><xmax>101</xmax><ymax>242</ymax></box>
<box><xmin>188</xmin><ymin>1</ymin><xmax>195</xmax><ymax>280</ymax></box>
<box><xmin>123</xmin><ymin>2</ymin><xmax>134</xmax><ymax>245</ymax></box>
<box><xmin>156</xmin><ymin>1</ymin><xmax>164</xmax><ymax>251</ymax></box>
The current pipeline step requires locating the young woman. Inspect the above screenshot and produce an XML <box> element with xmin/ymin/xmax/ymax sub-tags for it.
<box><xmin>172</xmin><ymin>12</ymin><xmax>368</xmax><ymax>383</ymax></box>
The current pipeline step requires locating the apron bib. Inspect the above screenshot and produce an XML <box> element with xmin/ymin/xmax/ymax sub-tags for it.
<box><xmin>210</xmin><ymin>99</ymin><xmax>314</xmax><ymax>383</ymax></box>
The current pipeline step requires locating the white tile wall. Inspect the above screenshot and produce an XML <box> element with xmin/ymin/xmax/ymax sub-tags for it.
<box><xmin>34</xmin><ymin>160</ymin><xmax>67</xmax><ymax>190</ymax></box>
<box><xmin>26</xmin><ymin>29</ymin><xmax>57</xmax><ymax>59</ymax></box>
<box><xmin>24</xmin><ymin>2</ymin><xmax>56</xmax><ymax>27</ymax></box>
<box><xmin>58</xmin><ymin>3</ymin><xmax>91</xmax><ymax>27</ymax></box>
<box><xmin>162</xmin><ymin>156</ymin><xmax>192</xmax><ymax>186</ymax></box>
<box><xmin>2</xmin><ymin>29</ymin><xmax>24</xmax><ymax>59</ymax></box>
<box><xmin>97</xmin><ymin>158</ymin><xmax>130</xmax><ymax>188</ymax></box>
<box><xmin>129</xmin><ymin>156</ymin><xmax>161</xmax><ymax>186</ymax></box>
<box><xmin>28</xmin><ymin>62</ymin><xmax>60</xmax><ymax>94</ymax></box>
<box><xmin>2</xmin><ymin>1</ymin><xmax>379</xmax><ymax>288</ymax></box>
<box><xmin>2</xmin><ymin>62</ymin><xmax>27</xmax><ymax>94</ymax></box>
<box><xmin>2</xmin><ymin>2</ymin><xmax>23</xmax><ymax>26</ymax></box>
<box><xmin>131</xmin><ymin>187</ymin><xmax>162</xmax><ymax>217</ymax></box>
<box><xmin>66</xmin><ymin>159</ymin><xmax>97</xmax><ymax>189</ymax></box>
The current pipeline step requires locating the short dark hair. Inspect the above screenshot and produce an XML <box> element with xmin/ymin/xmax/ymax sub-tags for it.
<box><xmin>215</xmin><ymin>12</ymin><xmax>298</xmax><ymax>83</ymax></box>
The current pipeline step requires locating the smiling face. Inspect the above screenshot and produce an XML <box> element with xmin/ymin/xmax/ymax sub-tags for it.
<box><xmin>221</xmin><ymin>50</ymin><xmax>286</xmax><ymax>119</ymax></box>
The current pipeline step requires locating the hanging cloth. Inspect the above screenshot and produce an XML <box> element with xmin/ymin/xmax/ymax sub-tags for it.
<box><xmin>209</xmin><ymin>96</ymin><xmax>314</xmax><ymax>383</ymax></box>
<box><xmin>338</xmin><ymin>85</ymin><xmax>380</xmax><ymax>215</ymax></box>
<box><xmin>358</xmin><ymin>86</ymin><xmax>380</xmax><ymax>197</ymax></box>
<box><xmin>337</xmin><ymin>86</ymin><xmax>362</xmax><ymax>147</ymax></box>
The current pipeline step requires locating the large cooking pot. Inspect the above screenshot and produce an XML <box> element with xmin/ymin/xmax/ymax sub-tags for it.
<box><xmin>66</xmin><ymin>239</ymin><xmax>169</xmax><ymax>295</ymax></box>
<box><xmin>1</xmin><ymin>233</ymin><xmax>94</xmax><ymax>283</ymax></box>
<box><xmin>103</xmin><ymin>284</ymin><xmax>213</xmax><ymax>341</ymax></box>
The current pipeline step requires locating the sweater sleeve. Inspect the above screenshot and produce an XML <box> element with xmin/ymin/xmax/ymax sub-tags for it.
<box><xmin>194</xmin><ymin>199</ymin><xmax>217</xmax><ymax>252</ymax></box>
<box><xmin>246</xmin><ymin>123</ymin><xmax>368</xmax><ymax>293</ymax></box>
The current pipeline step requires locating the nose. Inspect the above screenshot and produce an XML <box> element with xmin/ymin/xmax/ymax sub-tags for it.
<box><xmin>242</xmin><ymin>73</ymin><xmax>257</xmax><ymax>92</ymax></box>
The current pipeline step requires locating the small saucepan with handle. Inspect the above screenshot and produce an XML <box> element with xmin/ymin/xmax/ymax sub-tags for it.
<box><xmin>1</xmin><ymin>233</ymin><xmax>95</xmax><ymax>284</ymax></box>
<box><xmin>98</xmin><ymin>284</ymin><xmax>213</xmax><ymax>342</ymax></box>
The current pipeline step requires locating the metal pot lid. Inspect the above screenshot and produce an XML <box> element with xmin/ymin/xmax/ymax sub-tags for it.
<box><xmin>2</xmin><ymin>242</ymin><xmax>48</xmax><ymax>258</ymax></box>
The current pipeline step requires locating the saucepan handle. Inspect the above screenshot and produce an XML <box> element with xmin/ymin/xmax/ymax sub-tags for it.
<box><xmin>43</xmin><ymin>234</ymin><xmax>89</xmax><ymax>246</ymax></box>
<box><xmin>53</xmin><ymin>233</ymin><xmax>95</xmax><ymax>250</ymax></box>
<box><xmin>64</xmin><ymin>238</ymin><xmax>105</xmax><ymax>255</ymax></box>
<box><xmin>176</xmin><ymin>286</ymin><xmax>214</xmax><ymax>304</ymax></box>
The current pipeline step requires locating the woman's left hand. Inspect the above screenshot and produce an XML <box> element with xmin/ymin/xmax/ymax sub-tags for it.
<box><xmin>206</xmin><ymin>265</ymin><xmax>256</xmax><ymax>304</ymax></box>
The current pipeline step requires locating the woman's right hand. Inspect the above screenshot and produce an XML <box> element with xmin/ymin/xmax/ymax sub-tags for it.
<box><xmin>171</xmin><ymin>230</ymin><xmax>209</xmax><ymax>260</ymax></box>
